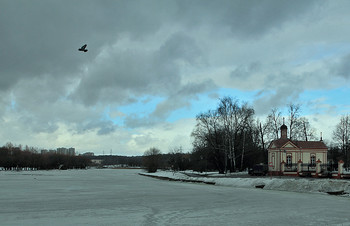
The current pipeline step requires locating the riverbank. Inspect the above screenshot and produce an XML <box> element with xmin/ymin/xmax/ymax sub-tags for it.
<box><xmin>140</xmin><ymin>170</ymin><xmax>350</xmax><ymax>197</ymax></box>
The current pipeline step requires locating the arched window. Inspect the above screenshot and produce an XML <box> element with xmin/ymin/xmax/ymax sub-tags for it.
<box><xmin>286</xmin><ymin>155</ymin><xmax>292</xmax><ymax>166</ymax></box>
<box><xmin>310</xmin><ymin>155</ymin><xmax>316</xmax><ymax>166</ymax></box>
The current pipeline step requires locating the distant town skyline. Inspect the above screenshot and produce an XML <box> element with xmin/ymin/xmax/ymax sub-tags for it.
<box><xmin>1</xmin><ymin>0</ymin><xmax>350</xmax><ymax>155</ymax></box>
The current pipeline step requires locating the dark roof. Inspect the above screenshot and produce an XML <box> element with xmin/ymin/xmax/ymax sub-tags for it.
<box><xmin>293</xmin><ymin>140</ymin><xmax>327</xmax><ymax>149</ymax></box>
<box><xmin>280</xmin><ymin>124</ymin><xmax>287</xmax><ymax>130</ymax></box>
<box><xmin>269</xmin><ymin>138</ymin><xmax>327</xmax><ymax>149</ymax></box>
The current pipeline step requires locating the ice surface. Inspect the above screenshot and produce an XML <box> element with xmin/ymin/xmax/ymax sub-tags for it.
<box><xmin>1</xmin><ymin>169</ymin><xmax>350</xmax><ymax>226</ymax></box>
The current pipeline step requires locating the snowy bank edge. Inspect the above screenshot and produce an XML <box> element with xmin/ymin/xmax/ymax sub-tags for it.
<box><xmin>139</xmin><ymin>171</ymin><xmax>350</xmax><ymax>197</ymax></box>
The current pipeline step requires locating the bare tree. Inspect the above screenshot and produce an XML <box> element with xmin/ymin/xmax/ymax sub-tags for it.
<box><xmin>5</xmin><ymin>142</ymin><xmax>14</xmax><ymax>150</ymax></box>
<box><xmin>333</xmin><ymin>115</ymin><xmax>350</xmax><ymax>163</ymax></box>
<box><xmin>217</xmin><ymin>97</ymin><xmax>255</xmax><ymax>172</ymax></box>
<box><xmin>297</xmin><ymin>117</ymin><xmax>316</xmax><ymax>141</ymax></box>
<box><xmin>143</xmin><ymin>147</ymin><xmax>162</xmax><ymax>173</ymax></box>
<box><xmin>191</xmin><ymin>97</ymin><xmax>255</xmax><ymax>173</ymax></box>
<box><xmin>217</xmin><ymin>97</ymin><xmax>239</xmax><ymax>172</ymax></box>
<box><xmin>192</xmin><ymin>110</ymin><xmax>226</xmax><ymax>173</ymax></box>
<box><xmin>256</xmin><ymin>119</ymin><xmax>269</xmax><ymax>152</ymax></box>
<box><xmin>237</xmin><ymin>103</ymin><xmax>255</xmax><ymax>171</ymax></box>
<box><xmin>266</xmin><ymin>108</ymin><xmax>283</xmax><ymax>140</ymax></box>
<box><xmin>287</xmin><ymin>103</ymin><xmax>301</xmax><ymax>140</ymax></box>
<box><xmin>168</xmin><ymin>146</ymin><xmax>189</xmax><ymax>171</ymax></box>
<box><xmin>266</xmin><ymin>104</ymin><xmax>315</xmax><ymax>141</ymax></box>
<box><xmin>192</xmin><ymin>110</ymin><xmax>222</xmax><ymax>153</ymax></box>
<box><xmin>240</xmin><ymin>130</ymin><xmax>246</xmax><ymax>171</ymax></box>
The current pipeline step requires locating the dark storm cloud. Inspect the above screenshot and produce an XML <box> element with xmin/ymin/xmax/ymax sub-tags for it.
<box><xmin>332</xmin><ymin>53</ymin><xmax>350</xmax><ymax>79</ymax></box>
<box><xmin>0</xmin><ymin>0</ymin><xmax>318</xmax><ymax>99</ymax></box>
<box><xmin>71</xmin><ymin>32</ymin><xmax>204</xmax><ymax>106</ymax></box>
<box><xmin>158</xmin><ymin>32</ymin><xmax>203</xmax><ymax>64</ymax></box>
<box><xmin>151</xmin><ymin>80</ymin><xmax>216</xmax><ymax>118</ymax></box>
<box><xmin>176</xmin><ymin>0</ymin><xmax>318</xmax><ymax>38</ymax></box>
<box><xmin>230</xmin><ymin>62</ymin><xmax>262</xmax><ymax>79</ymax></box>
<box><xmin>123</xmin><ymin>80</ymin><xmax>216</xmax><ymax>128</ymax></box>
<box><xmin>0</xmin><ymin>0</ymin><xmax>180</xmax><ymax>134</ymax></box>
<box><xmin>0</xmin><ymin>0</ymin><xmax>172</xmax><ymax>92</ymax></box>
<box><xmin>252</xmin><ymin>71</ymin><xmax>306</xmax><ymax>114</ymax></box>
<box><xmin>0</xmin><ymin>0</ymin><xmax>332</xmax><ymax>146</ymax></box>
<box><xmin>254</xmin><ymin>85</ymin><xmax>303</xmax><ymax>115</ymax></box>
<box><xmin>1</xmin><ymin>1</ymin><xmax>92</xmax><ymax>90</ymax></box>
<box><xmin>77</xmin><ymin>120</ymin><xmax>116</xmax><ymax>135</ymax></box>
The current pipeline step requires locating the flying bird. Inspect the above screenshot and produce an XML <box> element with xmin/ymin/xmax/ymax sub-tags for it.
<box><xmin>78</xmin><ymin>44</ymin><xmax>88</xmax><ymax>52</ymax></box>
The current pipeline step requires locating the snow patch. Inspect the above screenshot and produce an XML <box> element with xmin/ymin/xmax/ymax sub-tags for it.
<box><xmin>140</xmin><ymin>170</ymin><xmax>350</xmax><ymax>197</ymax></box>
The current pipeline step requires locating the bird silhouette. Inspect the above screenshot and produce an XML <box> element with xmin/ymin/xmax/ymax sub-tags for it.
<box><xmin>78</xmin><ymin>44</ymin><xmax>88</xmax><ymax>52</ymax></box>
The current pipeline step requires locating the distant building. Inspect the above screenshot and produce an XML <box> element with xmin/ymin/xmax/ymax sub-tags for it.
<box><xmin>91</xmin><ymin>159</ymin><xmax>103</xmax><ymax>165</ymax></box>
<box><xmin>57</xmin><ymin>147</ymin><xmax>67</xmax><ymax>155</ymax></box>
<box><xmin>40</xmin><ymin>149</ymin><xmax>57</xmax><ymax>155</ymax></box>
<box><xmin>82</xmin><ymin>152</ymin><xmax>94</xmax><ymax>156</ymax></box>
<box><xmin>68</xmin><ymin>148</ymin><xmax>75</xmax><ymax>156</ymax></box>
<box><xmin>57</xmin><ymin>147</ymin><xmax>75</xmax><ymax>156</ymax></box>
<box><xmin>268</xmin><ymin>124</ymin><xmax>328</xmax><ymax>177</ymax></box>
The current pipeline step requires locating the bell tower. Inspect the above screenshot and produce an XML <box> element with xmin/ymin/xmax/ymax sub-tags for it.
<box><xmin>280</xmin><ymin>124</ymin><xmax>288</xmax><ymax>139</ymax></box>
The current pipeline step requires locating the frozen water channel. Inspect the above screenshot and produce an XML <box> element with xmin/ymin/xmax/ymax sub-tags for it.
<box><xmin>1</xmin><ymin>169</ymin><xmax>349</xmax><ymax>226</ymax></box>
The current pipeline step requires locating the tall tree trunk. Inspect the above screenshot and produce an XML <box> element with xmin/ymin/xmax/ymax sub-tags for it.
<box><xmin>241</xmin><ymin>131</ymin><xmax>245</xmax><ymax>171</ymax></box>
<box><xmin>303</xmin><ymin>120</ymin><xmax>308</xmax><ymax>141</ymax></box>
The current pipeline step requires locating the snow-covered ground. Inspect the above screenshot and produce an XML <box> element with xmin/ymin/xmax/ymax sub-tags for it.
<box><xmin>1</xmin><ymin>169</ymin><xmax>350</xmax><ymax>225</ymax></box>
<box><xmin>140</xmin><ymin>170</ymin><xmax>350</xmax><ymax>196</ymax></box>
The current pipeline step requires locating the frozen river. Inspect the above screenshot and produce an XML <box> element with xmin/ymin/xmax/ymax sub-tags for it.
<box><xmin>1</xmin><ymin>169</ymin><xmax>349</xmax><ymax>225</ymax></box>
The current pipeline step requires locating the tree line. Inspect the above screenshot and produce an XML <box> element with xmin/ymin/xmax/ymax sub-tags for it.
<box><xmin>143</xmin><ymin>96</ymin><xmax>350</xmax><ymax>173</ymax></box>
<box><xmin>86</xmin><ymin>155</ymin><xmax>143</xmax><ymax>167</ymax></box>
<box><xmin>0</xmin><ymin>143</ymin><xmax>90</xmax><ymax>170</ymax></box>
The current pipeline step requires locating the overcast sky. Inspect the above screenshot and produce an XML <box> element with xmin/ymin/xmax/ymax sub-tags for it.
<box><xmin>1</xmin><ymin>0</ymin><xmax>350</xmax><ymax>155</ymax></box>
